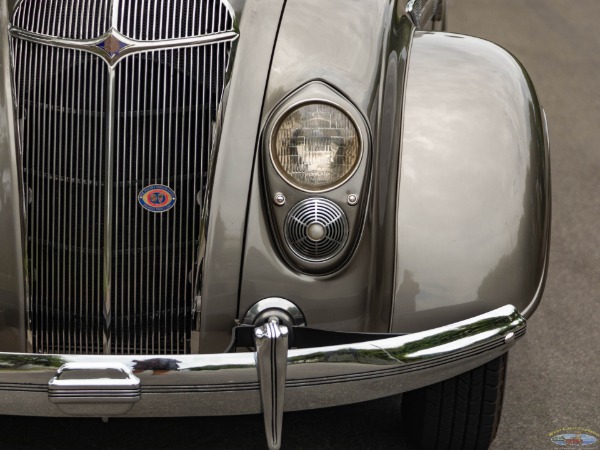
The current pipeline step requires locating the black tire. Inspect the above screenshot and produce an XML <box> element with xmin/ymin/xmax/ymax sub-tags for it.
<box><xmin>401</xmin><ymin>353</ymin><xmax>508</xmax><ymax>450</ymax></box>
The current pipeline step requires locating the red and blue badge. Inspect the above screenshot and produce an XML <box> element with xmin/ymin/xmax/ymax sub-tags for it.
<box><xmin>138</xmin><ymin>185</ymin><xmax>177</xmax><ymax>213</ymax></box>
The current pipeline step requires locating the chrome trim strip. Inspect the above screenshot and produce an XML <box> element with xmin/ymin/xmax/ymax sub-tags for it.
<box><xmin>389</xmin><ymin>23</ymin><xmax>416</xmax><ymax>333</ymax></box>
<box><xmin>8</xmin><ymin>27</ymin><xmax>238</xmax><ymax>66</ymax></box>
<box><xmin>0</xmin><ymin>0</ymin><xmax>28</xmax><ymax>352</ymax></box>
<box><xmin>102</xmin><ymin>68</ymin><xmax>116</xmax><ymax>355</ymax></box>
<box><xmin>521</xmin><ymin>107</ymin><xmax>551</xmax><ymax>319</ymax></box>
<box><xmin>0</xmin><ymin>305</ymin><xmax>525</xmax><ymax>415</ymax></box>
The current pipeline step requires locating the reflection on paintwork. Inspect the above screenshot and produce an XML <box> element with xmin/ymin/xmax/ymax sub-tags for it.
<box><xmin>265</xmin><ymin>0</ymin><xmax>386</xmax><ymax>114</ymax></box>
<box><xmin>393</xmin><ymin>32</ymin><xmax>549</xmax><ymax>332</ymax></box>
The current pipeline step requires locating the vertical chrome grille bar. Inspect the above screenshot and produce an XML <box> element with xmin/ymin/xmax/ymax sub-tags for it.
<box><xmin>94</xmin><ymin>56</ymin><xmax>100</xmax><ymax>354</ymax></box>
<box><xmin>32</xmin><ymin>41</ymin><xmax>39</xmax><ymax>352</ymax></box>
<box><xmin>41</xmin><ymin>44</ymin><xmax>49</xmax><ymax>352</ymax></box>
<box><xmin>157</xmin><ymin>48</ymin><xmax>165</xmax><ymax>354</ymax></box>
<box><xmin>21</xmin><ymin>0</ymin><xmax>28</xmax><ymax>31</ymax></box>
<box><xmin>121</xmin><ymin>1</ymin><xmax>133</xmax><ymax>349</ymax></box>
<box><xmin>58</xmin><ymin>45</ymin><xmax>64</xmax><ymax>351</ymax></box>
<box><xmin>114</xmin><ymin>54</ymin><xmax>122</xmax><ymax>355</ymax></box>
<box><xmin>87</xmin><ymin>55</ymin><xmax>95</xmax><ymax>353</ymax></box>
<box><xmin>84</xmin><ymin>0</ymin><xmax>92</xmax><ymax>40</ymax></box>
<box><xmin>139</xmin><ymin>53</ymin><xmax>146</xmax><ymax>354</ymax></box>
<box><xmin>121</xmin><ymin>56</ymin><xmax>128</xmax><ymax>355</ymax></box>
<box><xmin>140</xmin><ymin>52</ymin><xmax>148</xmax><ymax>354</ymax></box>
<box><xmin>79</xmin><ymin>0</ymin><xmax>85</xmax><ymax>39</ymax></box>
<box><xmin>50</xmin><ymin>47</ymin><xmax>58</xmax><ymax>352</ymax></box>
<box><xmin>77</xmin><ymin>46</ymin><xmax>85</xmax><ymax>353</ymax></box>
<box><xmin>164</xmin><ymin>48</ymin><xmax>171</xmax><ymax>354</ymax></box>
<box><xmin>170</xmin><ymin>45</ymin><xmax>177</xmax><ymax>354</ymax></box>
<box><xmin>66</xmin><ymin>0</ymin><xmax>74</xmax><ymax>38</ymax></box>
<box><xmin>150</xmin><ymin>51</ymin><xmax>157</xmax><ymax>354</ymax></box>
<box><xmin>103</xmin><ymin>68</ymin><xmax>116</xmax><ymax>355</ymax></box>
<box><xmin>65</xmin><ymin>44</ymin><xmax>73</xmax><ymax>353</ymax></box>
<box><xmin>131</xmin><ymin>53</ymin><xmax>138</xmax><ymax>354</ymax></box>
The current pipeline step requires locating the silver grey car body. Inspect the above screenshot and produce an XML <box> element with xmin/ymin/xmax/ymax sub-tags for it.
<box><xmin>0</xmin><ymin>0</ymin><xmax>550</xmax><ymax>448</ymax></box>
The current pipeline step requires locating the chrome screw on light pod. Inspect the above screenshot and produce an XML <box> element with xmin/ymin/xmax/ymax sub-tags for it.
<box><xmin>273</xmin><ymin>193</ymin><xmax>286</xmax><ymax>206</ymax></box>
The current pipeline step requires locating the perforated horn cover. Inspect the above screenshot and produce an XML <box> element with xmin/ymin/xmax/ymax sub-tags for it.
<box><xmin>284</xmin><ymin>198</ymin><xmax>349</xmax><ymax>262</ymax></box>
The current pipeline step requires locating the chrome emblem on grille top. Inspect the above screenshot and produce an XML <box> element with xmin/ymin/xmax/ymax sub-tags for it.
<box><xmin>97</xmin><ymin>32</ymin><xmax>128</xmax><ymax>57</ymax></box>
<box><xmin>138</xmin><ymin>185</ymin><xmax>177</xmax><ymax>213</ymax></box>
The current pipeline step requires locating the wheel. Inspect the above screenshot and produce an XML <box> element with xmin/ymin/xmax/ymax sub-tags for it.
<box><xmin>401</xmin><ymin>353</ymin><xmax>508</xmax><ymax>450</ymax></box>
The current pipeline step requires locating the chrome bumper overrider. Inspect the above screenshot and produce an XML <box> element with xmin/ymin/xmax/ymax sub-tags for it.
<box><xmin>0</xmin><ymin>305</ymin><xmax>525</xmax><ymax>449</ymax></box>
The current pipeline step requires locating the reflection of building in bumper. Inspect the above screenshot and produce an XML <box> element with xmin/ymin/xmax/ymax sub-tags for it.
<box><xmin>0</xmin><ymin>305</ymin><xmax>525</xmax><ymax>449</ymax></box>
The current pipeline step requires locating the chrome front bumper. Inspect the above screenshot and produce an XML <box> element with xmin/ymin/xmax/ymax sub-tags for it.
<box><xmin>0</xmin><ymin>305</ymin><xmax>525</xmax><ymax>447</ymax></box>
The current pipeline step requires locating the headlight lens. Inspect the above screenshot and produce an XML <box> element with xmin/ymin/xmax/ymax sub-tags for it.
<box><xmin>271</xmin><ymin>103</ymin><xmax>361</xmax><ymax>191</ymax></box>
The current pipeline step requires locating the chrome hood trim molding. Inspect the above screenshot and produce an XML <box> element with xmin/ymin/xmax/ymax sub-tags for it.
<box><xmin>9</xmin><ymin>27</ymin><xmax>239</xmax><ymax>66</ymax></box>
<box><xmin>0</xmin><ymin>305</ymin><xmax>525</xmax><ymax>415</ymax></box>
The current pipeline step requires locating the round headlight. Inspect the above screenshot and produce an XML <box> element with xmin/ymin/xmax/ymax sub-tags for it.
<box><xmin>271</xmin><ymin>103</ymin><xmax>361</xmax><ymax>191</ymax></box>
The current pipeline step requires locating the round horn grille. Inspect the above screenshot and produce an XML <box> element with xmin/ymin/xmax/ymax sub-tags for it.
<box><xmin>284</xmin><ymin>198</ymin><xmax>349</xmax><ymax>262</ymax></box>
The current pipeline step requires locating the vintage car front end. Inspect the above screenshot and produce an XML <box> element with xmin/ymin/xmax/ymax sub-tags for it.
<box><xmin>0</xmin><ymin>0</ymin><xmax>550</xmax><ymax>449</ymax></box>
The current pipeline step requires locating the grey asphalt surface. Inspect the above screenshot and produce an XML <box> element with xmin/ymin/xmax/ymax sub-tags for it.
<box><xmin>4</xmin><ymin>0</ymin><xmax>600</xmax><ymax>449</ymax></box>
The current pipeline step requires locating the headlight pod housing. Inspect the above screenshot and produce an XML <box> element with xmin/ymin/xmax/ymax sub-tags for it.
<box><xmin>271</xmin><ymin>103</ymin><xmax>362</xmax><ymax>192</ymax></box>
<box><xmin>263</xmin><ymin>82</ymin><xmax>370</xmax><ymax>273</ymax></box>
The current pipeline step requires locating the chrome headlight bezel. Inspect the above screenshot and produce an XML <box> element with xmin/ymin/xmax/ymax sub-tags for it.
<box><xmin>268</xmin><ymin>100</ymin><xmax>364</xmax><ymax>193</ymax></box>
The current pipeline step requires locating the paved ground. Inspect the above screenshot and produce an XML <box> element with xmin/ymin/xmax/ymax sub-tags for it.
<box><xmin>4</xmin><ymin>0</ymin><xmax>599</xmax><ymax>449</ymax></box>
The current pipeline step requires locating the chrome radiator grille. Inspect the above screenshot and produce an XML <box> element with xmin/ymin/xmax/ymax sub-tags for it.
<box><xmin>10</xmin><ymin>0</ymin><xmax>235</xmax><ymax>355</ymax></box>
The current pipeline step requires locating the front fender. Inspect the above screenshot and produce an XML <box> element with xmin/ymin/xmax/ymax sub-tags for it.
<box><xmin>392</xmin><ymin>32</ymin><xmax>550</xmax><ymax>332</ymax></box>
